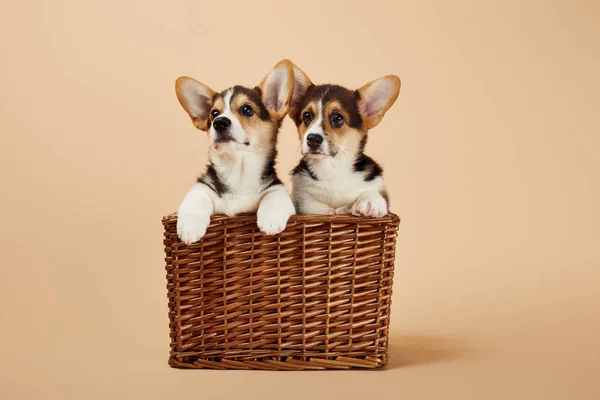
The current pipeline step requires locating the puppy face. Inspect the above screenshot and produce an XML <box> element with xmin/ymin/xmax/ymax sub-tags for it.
<box><xmin>289</xmin><ymin>64</ymin><xmax>401</xmax><ymax>158</ymax></box>
<box><xmin>292</xmin><ymin>85</ymin><xmax>365</xmax><ymax>157</ymax></box>
<box><xmin>175</xmin><ymin>60</ymin><xmax>294</xmax><ymax>154</ymax></box>
<box><xmin>207</xmin><ymin>86</ymin><xmax>273</xmax><ymax>149</ymax></box>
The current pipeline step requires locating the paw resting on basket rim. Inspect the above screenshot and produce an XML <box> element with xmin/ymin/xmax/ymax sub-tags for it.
<box><xmin>329</xmin><ymin>206</ymin><xmax>351</xmax><ymax>215</ymax></box>
<box><xmin>257</xmin><ymin>205</ymin><xmax>293</xmax><ymax>235</ymax></box>
<box><xmin>177</xmin><ymin>211</ymin><xmax>210</xmax><ymax>244</ymax></box>
<box><xmin>351</xmin><ymin>196</ymin><xmax>388</xmax><ymax>218</ymax></box>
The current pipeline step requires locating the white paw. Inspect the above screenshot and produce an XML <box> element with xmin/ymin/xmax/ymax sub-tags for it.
<box><xmin>177</xmin><ymin>212</ymin><xmax>210</xmax><ymax>244</ymax></box>
<box><xmin>329</xmin><ymin>206</ymin><xmax>351</xmax><ymax>215</ymax></box>
<box><xmin>351</xmin><ymin>198</ymin><xmax>388</xmax><ymax>218</ymax></box>
<box><xmin>257</xmin><ymin>208</ymin><xmax>292</xmax><ymax>235</ymax></box>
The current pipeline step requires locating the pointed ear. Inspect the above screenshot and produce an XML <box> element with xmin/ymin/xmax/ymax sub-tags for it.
<box><xmin>175</xmin><ymin>76</ymin><xmax>215</xmax><ymax>131</ymax></box>
<box><xmin>289</xmin><ymin>63</ymin><xmax>313</xmax><ymax>120</ymax></box>
<box><xmin>257</xmin><ymin>59</ymin><xmax>294</xmax><ymax>120</ymax></box>
<box><xmin>356</xmin><ymin>75</ymin><xmax>401</xmax><ymax>130</ymax></box>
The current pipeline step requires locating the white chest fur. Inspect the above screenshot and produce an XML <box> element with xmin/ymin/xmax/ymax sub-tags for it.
<box><xmin>293</xmin><ymin>154</ymin><xmax>385</xmax><ymax>209</ymax></box>
<box><xmin>211</xmin><ymin>150</ymin><xmax>267</xmax><ymax>216</ymax></box>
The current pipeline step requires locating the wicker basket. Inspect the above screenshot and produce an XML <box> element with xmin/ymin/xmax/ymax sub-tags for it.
<box><xmin>162</xmin><ymin>213</ymin><xmax>400</xmax><ymax>370</ymax></box>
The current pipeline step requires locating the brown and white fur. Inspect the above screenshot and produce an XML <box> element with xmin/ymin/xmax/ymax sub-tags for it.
<box><xmin>175</xmin><ymin>60</ymin><xmax>295</xmax><ymax>244</ymax></box>
<box><xmin>289</xmin><ymin>64</ymin><xmax>400</xmax><ymax>217</ymax></box>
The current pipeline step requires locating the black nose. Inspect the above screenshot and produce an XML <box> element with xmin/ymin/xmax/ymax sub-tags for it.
<box><xmin>306</xmin><ymin>134</ymin><xmax>324</xmax><ymax>149</ymax></box>
<box><xmin>213</xmin><ymin>117</ymin><xmax>231</xmax><ymax>133</ymax></box>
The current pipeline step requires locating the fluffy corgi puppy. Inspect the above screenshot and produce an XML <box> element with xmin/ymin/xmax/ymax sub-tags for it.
<box><xmin>288</xmin><ymin>64</ymin><xmax>400</xmax><ymax>217</ymax></box>
<box><xmin>175</xmin><ymin>60</ymin><xmax>296</xmax><ymax>244</ymax></box>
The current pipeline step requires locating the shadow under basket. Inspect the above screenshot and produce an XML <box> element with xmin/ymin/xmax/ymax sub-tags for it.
<box><xmin>162</xmin><ymin>213</ymin><xmax>400</xmax><ymax>370</ymax></box>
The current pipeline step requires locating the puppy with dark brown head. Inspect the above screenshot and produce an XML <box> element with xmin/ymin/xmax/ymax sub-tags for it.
<box><xmin>289</xmin><ymin>64</ymin><xmax>400</xmax><ymax>216</ymax></box>
<box><xmin>175</xmin><ymin>60</ymin><xmax>295</xmax><ymax>244</ymax></box>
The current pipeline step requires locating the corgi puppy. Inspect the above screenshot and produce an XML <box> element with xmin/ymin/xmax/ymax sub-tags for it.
<box><xmin>288</xmin><ymin>64</ymin><xmax>400</xmax><ymax>217</ymax></box>
<box><xmin>175</xmin><ymin>60</ymin><xmax>296</xmax><ymax>244</ymax></box>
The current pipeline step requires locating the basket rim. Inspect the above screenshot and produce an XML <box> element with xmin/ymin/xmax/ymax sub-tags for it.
<box><xmin>162</xmin><ymin>212</ymin><xmax>400</xmax><ymax>226</ymax></box>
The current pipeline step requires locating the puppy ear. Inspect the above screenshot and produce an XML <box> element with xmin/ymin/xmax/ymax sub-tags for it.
<box><xmin>257</xmin><ymin>59</ymin><xmax>294</xmax><ymax>120</ymax></box>
<box><xmin>356</xmin><ymin>75</ymin><xmax>401</xmax><ymax>130</ymax></box>
<box><xmin>289</xmin><ymin>63</ymin><xmax>313</xmax><ymax>120</ymax></box>
<box><xmin>175</xmin><ymin>77</ymin><xmax>215</xmax><ymax>131</ymax></box>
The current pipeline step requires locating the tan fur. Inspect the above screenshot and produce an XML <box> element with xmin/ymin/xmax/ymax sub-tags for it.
<box><xmin>211</xmin><ymin>97</ymin><xmax>225</xmax><ymax>115</ymax></box>
<box><xmin>231</xmin><ymin>93</ymin><xmax>276</xmax><ymax>147</ymax></box>
<box><xmin>324</xmin><ymin>101</ymin><xmax>365</xmax><ymax>155</ymax></box>
<box><xmin>296</xmin><ymin>99</ymin><xmax>317</xmax><ymax>140</ymax></box>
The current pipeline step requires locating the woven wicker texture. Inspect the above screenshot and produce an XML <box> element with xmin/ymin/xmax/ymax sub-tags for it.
<box><xmin>163</xmin><ymin>213</ymin><xmax>400</xmax><ymax>370</ymax></box>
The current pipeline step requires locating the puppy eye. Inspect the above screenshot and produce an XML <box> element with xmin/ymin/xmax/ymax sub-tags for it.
<box><xmin>331</xmin><ymin>112</ymin><xmax>344</xmax><ymax>128</ymax></box>
<box><xmin>302</xmin><ymin>111</ymin><xmax>313</xmax><ymax>125</ymax></box>
<box><xmin>241</xmin><ymin>104</ymin><xmax>254</xmax><ymax>117</ymax></box>
<box><xmin>211</xmin><ymin>109</ymin><xmax>220</xmax><ymax>118</ymax></box>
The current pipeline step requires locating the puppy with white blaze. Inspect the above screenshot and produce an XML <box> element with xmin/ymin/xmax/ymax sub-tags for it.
<box><xmin>288</xmin><ymin>64</ymin><xmax>401</xmax><ymax>217</ymax></box>
<box><xmin>175</xmin><ymin>60</ymin><xmax>296</xmax><ymax>244</ymax></box>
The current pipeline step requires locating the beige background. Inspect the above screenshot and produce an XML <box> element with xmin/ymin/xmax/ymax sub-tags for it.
<box><xmin>1</xmin><ymin>0</ymin><xmax>599</xmax><ymax>399</ymax></box>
